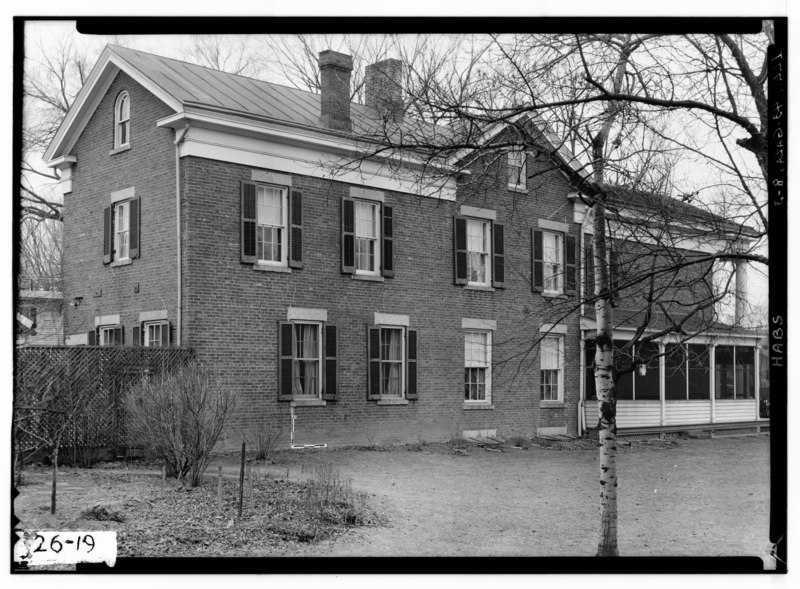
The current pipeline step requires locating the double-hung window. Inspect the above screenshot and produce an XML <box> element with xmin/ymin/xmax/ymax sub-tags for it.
<box><xmin>341</xmin><ymin>192</ymin><xmax>394</xmax><ymax>278</ymax></box>
<box><xmin>241</xmin><ymin>181</ymin><xmax>302</xmax><ymax>269</ymax></box>
<box><xmin>379</xmin><ymin>327</ymin><xmax>404</xmax><ymax>395</ymax></box>
<box><xmin>355</xmin><ymin>200</ymin><xmax>380</xmax><ymax>274</ymax></box>
<box><xmin>453</xmin><ymin>213</ymin><xmax>505</xmax><ymax>288</ymax></box>
<box><xmin>293</xmin><ymin>322</ymin><xmax>322</xmax><ymax>397</ymax></box>
<box><xmin>540</xmin><ymin>335</ymin><xmax>563</xmax><ymax>401</ymax></box>
<box><xmin>464</xmin><ymin>330</ymin><xmax>491</xmax><ymax>402</ymax></box>
<box><xmin>542</xmin><ymin>231</ymin><xmax>562</xmax><ymax>293</ymax></box>
<box><xmin>144</xmin><ymin>321</ymin><xmax>170</xmax><ymax>347</ymax></box>
<box><xmin>256</xmin><ymin>185</ymin><xmax>287</xmax><ymax>265</ymax></box>
<box><xmin>114</xmin><ymin>91</ymin><xmax>130</xmax><ymax>149</ymax></box>
<box><xmin>115</xmin><ymin>200</ymin><xmax>130</xmax><ymax>261</ymax></box>
<box><xmin>466</xmin><ymin>219</ymin><xmax>491</xmax><ymax>286</ymax></box>
<box><xmin>367</xmin><ymin>321</ymin><xmax>418</xmax><ymax>401</ymax></box>
<box><xmin>103</xmin><ymin>190</ymin><xmax>140</xmax><ymax>265</ymax></box>
<box><xmin>98</xmin><ymin>325</ymin><xmax>123</xmax><ymax>347</ymax></box>
<box><xmin>532</xmin><ymin>227</ymin><xmax>576</xmax><ymax>295</ymax></box>
<box><xmin>508</xmin><ymin>150</ymin><xmax>526</xmax><ymax>190</ymax></box>
<box><xmin>277</xmin><ymin>318</ymin><xmax>337</xmax><ymax>402</ymax></box>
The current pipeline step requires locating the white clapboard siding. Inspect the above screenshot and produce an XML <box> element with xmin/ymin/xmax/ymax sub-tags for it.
<box><xmin>585</xmin><ymin>400</ymin><xmax>661</xmax><ymax>429</ymax></box>
<box><xmin>664</xmin><ymin>401</ymin><xmax>712</xmax><ymax>426</ymax></box>
<box><xmin>714</xmin><ymin>399</ymin><xmax>757</xmax><ymax>422</ymax></box>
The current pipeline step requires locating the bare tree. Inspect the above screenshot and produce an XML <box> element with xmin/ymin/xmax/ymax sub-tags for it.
<box><xmin>185</xmin><ymin>34</ymin><xmax>270</xmax><ymax>78</ymax></box>
<box><xmin>338</xmin><ymin>30</ymin><xmax>769</xmax><ymax>556</ymax></box>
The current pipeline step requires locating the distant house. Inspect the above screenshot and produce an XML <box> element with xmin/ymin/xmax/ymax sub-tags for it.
<box><xmin>44</xmin><ymin>45</ymin><xmax>765</xmax><ymax>446</ymax></box>
<box><xmin>16</xmin><ymin>283</ymin><xmax>64</xmax><ymax>346</ymax></box>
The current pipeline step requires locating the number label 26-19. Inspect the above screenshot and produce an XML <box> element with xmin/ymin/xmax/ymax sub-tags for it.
<box><xmin>14</xmin><ymin>531</ymin><xmax>117</xmax><ymax>567</ymax></box>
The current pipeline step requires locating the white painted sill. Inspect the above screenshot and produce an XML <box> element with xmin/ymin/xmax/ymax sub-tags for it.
<box><xmin>465</xmin><ymin>284</ymin><xmax>495</xmax><ymax>292</ymax></box>
<box><xmin>110</xmin><ymin>259</ymin><xmax>132</xmax><ymax>268</ymax></box>
<box><xmin>109</xmin><ymin>145</ymin><xmax>131</xmax><ymax>156</ymax></box>
<box><xmin>507</xmin><ymin>184</ymin><xmax>528</xmax><ymax>194</ymax></box>
<box><xmin>253</xmin><ymin>263</ymin><xmax>291</xmax><ymax>273</ymax></box>
<box><xmin>290</xmin><ymin>398</ymin><xmax>326</xmax><ymax>407</ymax></box>
<box><xmin>541</xmin><ymin>291</ymin><xmax>566</xmax><ymax>299</ymax></box>
<box><xmin>463</xmin><ymin>402</ymin><xmax>494</xmax><ymax>410</ymax></box>
<box><xmin>352</xmin><ymin>273</ymin><xmax>384</xmax><ymax>282</ymax></box>
<box><xmin>377</xmin><ymin>397</ymin><xmax>409</xmax><ymax>405</ymax></box>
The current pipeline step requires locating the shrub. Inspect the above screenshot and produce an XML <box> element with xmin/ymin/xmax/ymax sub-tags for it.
<box><xmin>126</xmin><ymin>364</ymin><xmax>235</xmax><ymax>488</ymax></box>
<box><xmin>249</xmin><ymin>420</ymin><xmax>285</xmax><ymax>461</ymax></box>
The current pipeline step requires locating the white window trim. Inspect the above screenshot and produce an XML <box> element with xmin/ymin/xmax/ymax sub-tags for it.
<box><xmin>255</xmin><ymin>184</ymin><xmax>289</xmax><ymax>267</ymax></box>
<box><xmin>114</xmin><ymin>91</ymin><xmax>130</xmax><ymax>149</ymax></box>
<box><xmin>464</xmin><ymin>329</ymin><xmax>492</xmax><ymax>404</ymax></box>
<box><xmin>98</xmin><ymin>325</ymin><xmax>120</xmax><ymax>347</ymax></box>
<box><xmin>466</xmin><ymin>217</ymin><xmax>492</xmax><ymax>287</ymax></box>
<box><xmin>508</xmin><ymin>150</ymin><xmax>526</xmax><ymax>190</ymax></box>
<box><xmin>377</xmin><ymin>325</ymin><xmax>406</xmax><ymax>398</ymax></box>
<box><xmin>541</xmin><ymin>230</ymin><xmax>564</xmax><ymax>295</ymax></box>
<box><xmin>114</xmin><ymin>200</ymin><xmax>131</xmax><ymax>262</ymax></box>
<box><xmin>540</xmin><ymin>334</ymin><xmax>565</xmax><ymax>402</ymax></box>
<box><xmin>354</xmin><ymin>199</ymin><xmax>381</xmax><ymax>276</ymax></box>
<box><xmin>292</xmin><ymin>321</ymin><xmax>324</xmax><ymax>399</ymax></box>
<box><xmin>143</xmin><ymin>320</ymin><xmax>169</xmax><ymax>347</ymax></box>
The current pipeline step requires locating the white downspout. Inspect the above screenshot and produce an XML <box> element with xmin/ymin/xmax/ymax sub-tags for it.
<box><xmin>174</xmin><ymin>124</ymin><xmax>189</xmax><ymax>345</ymax></box>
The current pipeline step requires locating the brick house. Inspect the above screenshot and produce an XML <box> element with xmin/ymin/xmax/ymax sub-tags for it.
<box><xmin>44</xmin><ymin>45</ymin><xmax>764</xmax><ymax>446</ymax></box>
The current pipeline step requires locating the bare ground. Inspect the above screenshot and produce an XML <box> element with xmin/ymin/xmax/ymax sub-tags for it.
<box><xmin>13</xmin><ymin>435</ymin><xmax>773</xmax><ymax>565</ymax></box>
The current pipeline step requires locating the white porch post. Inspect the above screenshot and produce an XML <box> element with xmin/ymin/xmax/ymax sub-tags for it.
<box><xmin>754</xmin><ymin>340</ymin><xmax>761</xmax><ymax>420</ymax></box>
<box><xmin>710</xmin><ymin>344</ymin><xmax>716</xmax><ymax>424</ymax></box>
<box><xmin>659</xmin><ymin>342</ymin><xmax>665</xmax><ymax>426</ymax></box>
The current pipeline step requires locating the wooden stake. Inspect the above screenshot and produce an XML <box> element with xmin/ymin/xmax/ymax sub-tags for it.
<box><xmin>217</xmin><ymin>465</ymin><xmax>223</xmax><ymax>513</ymax></box>
<box><xmin>237</xmin><ymin>441</ymin><xmax>245</xmax><ymax>519</ymax></box>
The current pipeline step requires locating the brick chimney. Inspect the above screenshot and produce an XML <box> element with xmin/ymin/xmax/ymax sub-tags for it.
<box><xmin>318</xmin><ymin>50</ymin><xmax>353</xmax><ymax>131</ymax></box>
<box><xmin>365</xmin><ymin>58</ymin><xmax>404</xmax><ymax>122</ymax></box>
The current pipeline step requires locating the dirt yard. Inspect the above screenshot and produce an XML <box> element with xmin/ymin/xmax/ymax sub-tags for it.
<box><xmin>13</xmin><ymin>435</ymin><xmax>773</xmax><ymax>565</ymax></box>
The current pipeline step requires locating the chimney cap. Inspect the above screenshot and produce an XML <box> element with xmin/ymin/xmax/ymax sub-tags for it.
<box><xmin>318</xmin><ymin>50</ymin><xmax>353</xmax><ymax>70</ymax></box>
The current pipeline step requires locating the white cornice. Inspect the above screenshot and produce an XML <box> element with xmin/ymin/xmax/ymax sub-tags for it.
<box><xmin>157</xmin><ymin>109</ymin><xmax>459</xmax><ymax>180</ymax></box>
<box><xmin>177</xmin><ymin>125</ymin><xmax>456</xmax><ymax>200</ymax></box>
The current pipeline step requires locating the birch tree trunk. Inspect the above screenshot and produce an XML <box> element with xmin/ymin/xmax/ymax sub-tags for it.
<box><xmin>591</xmin><ymin>34</ymin><xmax>633</xmax><ymax>557</ymax></box>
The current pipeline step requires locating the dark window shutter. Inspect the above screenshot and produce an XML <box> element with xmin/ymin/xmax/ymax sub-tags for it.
<box><xmin>381</xmin><ymin>205</ymin><xmax>394</xmax><ymax>277</ymax></box>
<box><xmin>532</xmin><ymin>229</ymin><xmax>543</xmax><ymax>290</ymax></box>
<box><xmin>87</xmin><ymin>330</ymin><xmax>96</xmax><ymax>346</ymax></box>
<box><xmin>241</xmin><ymin>182</ymin><xmax>257</xmax><ymax>264</ymax></box>
<box><xmin>565</xmin><ymin>234</ymin><xmax>577</xmax><ymax>294</ymax></box>
<box><xmin>278</xmin><ymin>322</ymin><xmax>294</xmax><ymax>401</ymax></box>
<box><xmin>584</xmin><ymin>236</ymin><xmax>595</xmax><ymax>300</ymax></box>
<box><xmin>492</xmin><ymin>223</ymin><xmax>505</xmax><ymax>288</ymax></box>
<box><xmin>342</xmin><ymin>198</ymin><xmax>355</xmax><ymax>274</ymax></box>
<box><xmin>129</xmin><ymin>197</ymin><xmax>140</xmax><ymax>259</ymax></box>
<box><xmin>162</xmin><ymin>321</ymin><xmax>171</xmax><ymax>347</ymax></box>
<box><xmin>453</xmin><ymin>216</ymin><xmax>468</xmax><ymax>285</ymax></box>
<box><xmin>132</xmin><ymin>325</ymin><xmax>141</xmax><ymax>346</ymax></box>
<box><xmin>406</xmin><ymin>329</ymin><xmax>418</xmax><ymax>400</ymax></box>
<box><xmin>368</xmin><ymin>326</ymin><xmax>381</xmax><ymax>400</ymax></box>
<box><xmin>103</xmin><ymin>206</ymin><xmax>113</xmax><ymax>264</ymax></box>
<box><xmin>323</xmin><ymin>325</ymin><xmax>338</xmax><ymax>401</ymax></box>
<box><xmin>289</xmin><ymin>190</ymin><xmax>303</xmax><ymax>268</ymax></box>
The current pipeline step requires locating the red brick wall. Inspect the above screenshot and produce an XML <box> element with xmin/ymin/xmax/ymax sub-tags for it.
<box><xmin>180</xmin><ymin>144</ymin><xmax>584</xmax><ymax>447</ymax></box>
<box><xmin>63</xmin><ymin>71</ymin><xmax>178</xmax><ymax>342</ymax></box>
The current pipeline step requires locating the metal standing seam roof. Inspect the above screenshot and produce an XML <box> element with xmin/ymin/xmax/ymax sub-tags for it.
<box><xmin>108</xmin><ymin>44</ymin><xmax>438</xmax><ymax>139</ymax></box>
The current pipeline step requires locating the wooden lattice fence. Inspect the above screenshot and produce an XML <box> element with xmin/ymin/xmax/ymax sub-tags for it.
<box><xmin>14</xmin><ymin>346</ymin><xmax>195</xmax><ymax>457</ymax></box>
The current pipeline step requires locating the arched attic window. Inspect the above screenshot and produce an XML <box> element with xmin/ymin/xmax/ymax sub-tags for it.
<box><xmin>114</xmin><ymin>91</ymin><xmax>130</xmax><ymax>149</ymax></box>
